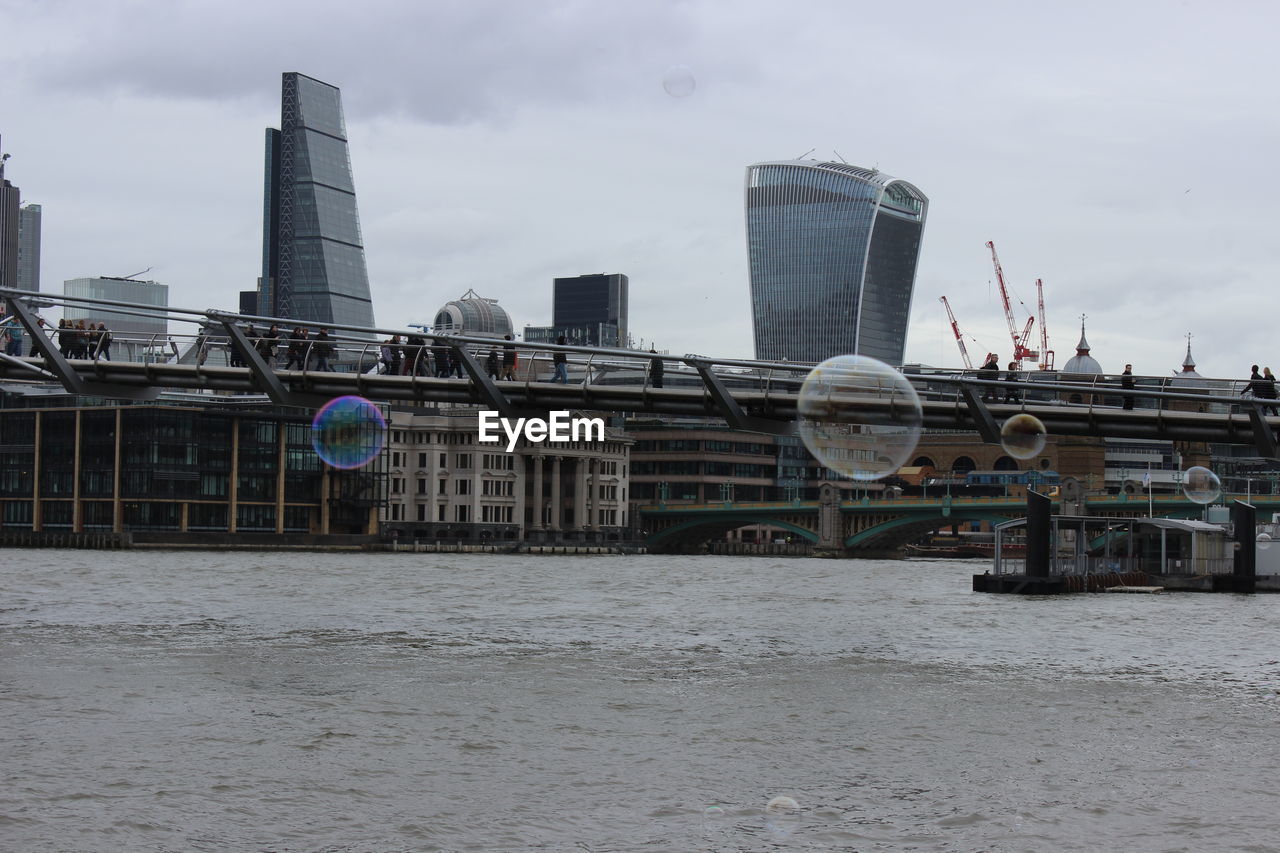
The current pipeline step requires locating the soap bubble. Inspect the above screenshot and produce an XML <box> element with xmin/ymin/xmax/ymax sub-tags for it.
<box><xmin>1257</xmin><ymin>532</ymin><xmax>1272</xmax><ymax>551</ymax></box>
<box><xmin>312</xmin><ymin>395</ymin><xmax>386</xmax><ymax>469</ymax></box>
<box><xmin>797</xmin><ymin>355</ymin><xmax>922</xmax><ymax>481</ymax></box>
<box><xmin>662</xmin><ymin>64</ymin><xmax>696</xmax><ymax>97</ymax></box>
<box><xmin>1000</xmin><ymin>413</ymin><xmax>1047</xmax><ymax>460</ymax></box>
<box><xmin>1181</xmin><ymin>466</ymin><xmax>1221</xmax><ymax>505</ymax></box>
<box><xmin>766</xmin><ymin>795</ymin><xmax>800</xmax><ymax>814</ymax></box>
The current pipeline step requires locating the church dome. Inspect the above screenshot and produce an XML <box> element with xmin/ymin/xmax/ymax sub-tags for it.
<box><xmin>1061</xmin><ymin>322</ymin><xmax>1103</xmax><ymax>375</ymax></box>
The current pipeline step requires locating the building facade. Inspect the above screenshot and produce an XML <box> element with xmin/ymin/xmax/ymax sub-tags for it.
<box><xmin>380</xmin><ymin>407</ymin><xmax>632</xmax><ymax>543</ymax></box>
<box><xmin>252</xmin><ymin>72</ymin><xmax>375</xmax><ymax>330</ymax></box>
<box><xmin>0</xmin><ymin>155</ymin><xmax>17</xmax><ymax>291</ymax></box>
<box><xmin>17</xmin><ymin>203</ymin><xmax>40</xmax><ymax>293</ymax></box>
<box><xmin>430</xmin><ymin>289</ymin><xmax>513</xmax><ymax>338</ymax></box>
<box><xmin>0</xmin><ymin>398</ymin><xmax>383</xmax><ymax>537</ymax></box>
<box><xmin>543</xmin><ymin>273</ymin><xmax>628</xmax><ymax>347</ymax></box>
<box><xmin>745</xmin><ymin>161</ymin><xmax>928</xmax><ymax>365</ymax></box>
<box><xmin>63</xmin><ymin>277</ymin><xmax>169</xmax><ymax>359</ymax></box>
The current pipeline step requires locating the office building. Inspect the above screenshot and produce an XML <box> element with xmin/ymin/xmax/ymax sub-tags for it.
<box><xmin>745</xmin><ymin>160</ymin><xmax>928</xmax><ymax>365</ymax></box>
<box><xmin>17</xmin><ymin>203</ymin><xmax>40</xmax><ymax>292</ymax></box>
<box><xmin>0</xmin><ymin>140</ymin><xmax>17</xmax><ymax>291</ymax></box>
<box><xmin>0</xmin><ymin>397</ymin><xmax>382</xmax><ymax>537</ymax></box>
<box><xmin>546</xmin><ymin>273</ymin><xmax>627</xmax><ymax>347</ymax></box>
<box><xmin>64</xmin><ymin>277</ymin><xmax>169</xmax><ymax>359</ymax></box>
<box><xmin>251</xmin><ymin>72</ymin><xmax>375</xmax><ymax>330</ymax></box>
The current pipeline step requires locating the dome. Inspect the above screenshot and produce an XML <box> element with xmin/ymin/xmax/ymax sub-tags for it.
<box><xmin>431</xmin><ymin>289</ymin><xmax>513</xmax><ymax>338</ymax></box>
<box><xmin>1061</xmin><ymin>321</ymin><xmax>1103</xmax><ymax>375</ymax></box>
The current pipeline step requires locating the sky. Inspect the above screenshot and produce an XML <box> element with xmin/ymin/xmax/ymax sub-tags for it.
<box><xmin>3</xmin><ymin>0</ymin><xmax>1279</xmax><ymax>379</ymax></box>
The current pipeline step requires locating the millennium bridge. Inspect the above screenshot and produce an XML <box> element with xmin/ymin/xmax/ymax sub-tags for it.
<box><xmin>3</xmin><ymin>288</ymin><xmax>1277</xmax><ymax>458</ymax></box>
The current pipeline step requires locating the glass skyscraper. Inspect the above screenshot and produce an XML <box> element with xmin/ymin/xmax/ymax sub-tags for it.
<box><xmin>551</xmin><ymin>273</ymin><xmax>628</xmax><ymax>347</ymax></box>
<box><xmin>745</xmin><ymin>161</ymin><xmax>928</xmax><ymax>365</ymax></box>
<box><xmin>18</xmin><ymin>203</ymin><xmax>41</xmax><ymax>293</ymax></box>
<box><xmin>255</xmin><ymin>73</ymin><xmax>375</xmax><ymax>329</ymax></box>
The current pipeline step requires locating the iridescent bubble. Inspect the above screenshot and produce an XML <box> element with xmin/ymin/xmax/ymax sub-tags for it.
<box><xmin>1181</xmin><ymin>466</ymin><xmax>1221</xmax><ymax>505</ymax></box>
<box><xmin>703</xmin><ymin>805</ymin><xmax>726</xmax><ymax>820</ymax></box>
<box><xmin>1257</xmin><ymin>532</ymin><xmax>1272</xmax><ymax>551</ymax></box>
<box><xmin>662</xmin><ymin>64</ymin><xmax>696</xmax><ymax>97</ymax></box>
<box><xmin>311</xmin><ymin>395</ymin><xmax>386</xmax><ymax>469</ymax></box>
<box><xmin>1000</xmin><ymin>413</ymin><xmax>1047</xmax><ymax>460</ymax></box>
<box><xmin>797</xmin><ymin>355</ymin><xmax>923</xmax><ymax>481</ymax></box>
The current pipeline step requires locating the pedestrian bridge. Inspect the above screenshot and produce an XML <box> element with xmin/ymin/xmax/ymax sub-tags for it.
<box><xmin>638</xmin><ymin>492</ymin><xmax>1280</xmax><ymax>555</ymax></box>
<box><xmin>3</xmin><ymin>288</ymin><xmax>1277</xmax><ymax>456</ymax></box>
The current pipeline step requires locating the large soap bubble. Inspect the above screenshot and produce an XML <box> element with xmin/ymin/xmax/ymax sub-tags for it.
<box><xmin>797</xmin><ymin>355</ymin><xmax>923</xmax><ymax>481</ymax></box>
<box><xmin>1000</xmin><ymin>413</ymin><xmax>1047</xmax><ymax>460</ymax></box>
<box><xmin>312</xmin><ymin>395</ymin><xmax>386</xmax><ymax>469</ymax></box>
<box><xmin>1181</xmin><ymin>466</ymin><xmax>1221</xmax><ymax>505</ymax></box>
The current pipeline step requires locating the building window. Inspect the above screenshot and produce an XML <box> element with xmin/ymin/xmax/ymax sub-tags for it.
<box><xmin>456</xmin><ymin>505</ymin><xmax>470</xmax><ymax>522</ymax></box>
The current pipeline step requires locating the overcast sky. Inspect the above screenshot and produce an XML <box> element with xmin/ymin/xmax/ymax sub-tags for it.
<box><xmin>3</xmin><ymin>0</ymin><xmax>1278</xmax><ymax>378</ymax></box>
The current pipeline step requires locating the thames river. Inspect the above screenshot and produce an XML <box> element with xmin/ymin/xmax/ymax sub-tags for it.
<box><xmin>2</xmin><ymin>550</ymin><xmax>1278</xmax><ymax>852</ymax></box>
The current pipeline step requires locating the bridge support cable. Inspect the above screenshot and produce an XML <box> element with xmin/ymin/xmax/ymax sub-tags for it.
<box><xmin>686</xmin><ymin>358</ymin><xmax>790</xmax><ymax>435</ymax></box>
<box><xmin>957</xmin><ymin>382</ymin><xmax>1002</xmax><ymax>444</ymax></box>
<box><xmin>1245</xmin><ymin>403</ymin><xmax>1279</xmax><ymax>459</ymax></box>
<box><xmin>3</xmin><ymin>294</ymin><xmax>161</xmax><ymax>401</ymax></box>
<box><xmin>0</xmin><ymin>350</ymin><xmax>56</xmax><ymax>380</ymax></box>
<box><xmin>443</xmin><ymin>338</ymin><xmax>515</xmax><ymax>420</ymax></box>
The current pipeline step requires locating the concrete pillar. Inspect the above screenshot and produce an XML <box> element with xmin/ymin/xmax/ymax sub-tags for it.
<box><xmin>229</xmin><ymin>418</ymin><xmax>240</xmax><ymax>533</ymax></box>
<box><xmin>549</xmin><ymin>455</ymin><xmax>561</xmax><ymax>533</ymax></box>
<box><xmin>588</xmin><ymin>458</ymin><xmax>598</xmax><ymax>533</ymax></box>
<box><xmin>533</xmin><ymin>455</ymin><xmax>545</xmax><ymax>532</ymax></box>
<box><xmin>72</xmin><ymin>409</ymin><xmax>83</xmax><ymax>533</ymax></box>
<box><xmin>112</xmin><ymin>409</ymin><xmax>123</xmax><ymax>533</ymax></box>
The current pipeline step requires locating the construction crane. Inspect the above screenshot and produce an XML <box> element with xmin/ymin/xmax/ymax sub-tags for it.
<box><xmin>1035</xmin><ymin>278</ymin><xmax>1055</xmax><ymax>371</ymax></box>
<box><xmin>985</xmin><ymin>240</ymin><xmax>1038</xmax><ymax>368</ymax></box>
<box><xmin>939</xmin><ymin>295</ymin><xmax>974</xmax><ymax>370</ymax></box>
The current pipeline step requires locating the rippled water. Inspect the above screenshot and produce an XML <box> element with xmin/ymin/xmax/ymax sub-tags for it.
<box><xmin>3</xmin><ymin>550</ymin><xmax>1279</xmax><ymax>851</ymax></box>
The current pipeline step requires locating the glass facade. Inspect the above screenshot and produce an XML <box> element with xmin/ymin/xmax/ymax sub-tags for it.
<box><xmin>745</xmin><ymin>162</ymin><xmax>927</xmax><ymax>365</ymax></box>
<box><xmin>552</xmin><ymin>274</ymin><xmax>628</xmax><ymax>347</ymax></box>
<box><xmin>63</xmin><ymin>277</ymin><xmax>169</xmax><ymax>338</ymax></box>
<box><xmin>259</xmin><ymin>73</ymin><xmax>376</xmax><ymax>330</ymax></box>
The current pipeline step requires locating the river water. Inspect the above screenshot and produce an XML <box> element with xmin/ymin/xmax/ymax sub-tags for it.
<box><xmin>2</xmin><ymin>550</ymin><xmax>1278</xmax><ymax>852</ymax></box>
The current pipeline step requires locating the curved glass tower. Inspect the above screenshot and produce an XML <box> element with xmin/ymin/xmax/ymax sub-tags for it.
<box><xmin>746</xmin><ymin>161</ymin><xmax>928</xmax><ymax>365</ymax></box>
<box><xmin>258</xmin><ymin>73</ymin><xmax>375</xmax><ymax>329</ymax></box>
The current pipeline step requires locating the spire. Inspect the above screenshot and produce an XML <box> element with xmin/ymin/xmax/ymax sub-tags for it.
<box><xmin>1075</xmin><ymin>314</ymin><xmax>1090</xmax><ymax>355</ymax></box>
<box><xmin>1182</xmin><ymin>332</ymin><xmax>1196</xmax><ymax>372</ymax></box>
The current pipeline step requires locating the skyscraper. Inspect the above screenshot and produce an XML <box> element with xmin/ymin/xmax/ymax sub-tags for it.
<box><xmin>549</xmin><ymin>273</ymin><xmax>628</xmax><ymax>347</ymax></box>
<box><xmin>0</xmin><ymin>138</ymin><xmax>18</xmax><ymax>292</ymax></box>
<box><xmin>745</xmin><ymin>161</ymin><xmax>928</xmax><ymax>365</ymax></box>
<box><xmin>17</xmin><ymin>203</ymin><xmax>41</xmax><ymax>293</ymax></box>
<box><xmin>252</xmin><ymin>73</ymin><xmax>375</xmax><ymax>329</ymax></box>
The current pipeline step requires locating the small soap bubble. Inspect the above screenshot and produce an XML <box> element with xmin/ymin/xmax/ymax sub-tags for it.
<box><xmin>1000</xmin><ymin>413</ymin><xmax>1047</xmax><ymax>460</ymax></box>
<box><xmin>1181</xmin><ymin>466</ymin><xmax>1221</xmax><ymax>505</ymax></box>
<box><xmin>765</xmin><ymin>795</ymin><xmax>800</xmax><ymax>814</ymax></box>
<box><xmin>662</xmin><ymin>64</ymin><xmax>697</xmax><ymax>97</ymax></box>
<box><xmin>311</xmin><ymin>395</ymin><xmax>386</xmax><ymax>469</ymax></box>
<box><xmin>797</xmin><ymin>355</ymin><xmax>923</xmax><ymax>481</ymax></box>
<box><xmin>1257</xmin><ymin>532</ymin><xmax>1272</xmax><ymax>551</ymax></box>
<box><xmin>703</xmin><ymin>805</ymin><xmax>726</xmax><ymax>820</ymax></box>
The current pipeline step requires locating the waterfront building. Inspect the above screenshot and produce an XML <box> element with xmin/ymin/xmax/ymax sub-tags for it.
<box><xmin>16</xmin><ymin>203</ymin><xmax>40</xmax><ymax>293</ymax></box>
<box><xmin>745</xmin><ymin>160</ymin><xmax>928</xmax><ymax>365</ymax></box>
<box><xmin>250</xmin><ymin>72</ymin><xmax>375</xmax><ymax>330</ymax></box>
<box><xmin>63</xmin><ymin>277</ymin><xmax>169</xmax><ymax>360</ymax></box>
<box><xmin>531</xmin><ymin>272</ymin><xmax>627</xmax><ymax>348</ymax></box>
<box><xmin>429</xmin><ymin>289</ymin><xmax>513</xmax><ymax>338</ymax></box>
<box><xmin>0</xmin><ymin>395</ymin><xmax>383</xmax><ymax>538</ymax></box>
<box><xmin>380</xmin><ymin>407</ymin><xmax>631</xmax><ymax>543</ymax></box>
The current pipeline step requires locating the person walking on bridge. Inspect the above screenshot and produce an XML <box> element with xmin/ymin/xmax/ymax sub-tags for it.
<box><xmin>1121</xmin><ymin>364</ymin><xmax>1135</xmax><ymax>410</ymax></box>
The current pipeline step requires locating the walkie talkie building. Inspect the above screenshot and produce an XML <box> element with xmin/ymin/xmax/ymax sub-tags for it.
<box><xmin>256</xmin><ymin>73</ymin><xmax>376</xmax><ymax>329</ymax></box>
<box><xmin>745</xmin><ymin>161</ymin><xmax>928</xmax><ymax>365</ymax></box>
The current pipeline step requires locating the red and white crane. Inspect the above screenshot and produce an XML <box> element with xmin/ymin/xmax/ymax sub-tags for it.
<box><xmin>939</xmin><ymin>295</ymin><xmax>975</xmax><ymax>370</ymax></box>
<box><xmin>1035</xmin><ymin>278</ymin><xmax>1054</xmax><ymax>371</ymax></box>
<box><xmin>985</xmin><ymin>240</ymin><xmax>1038</xmax><ymax>368</ymax></box>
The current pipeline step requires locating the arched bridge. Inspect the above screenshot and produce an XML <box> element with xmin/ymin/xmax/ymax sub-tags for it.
<box><xmin>638</xmin><ymin>493</ymin><xmax>1280</xmax><ymax>555</ymax></box>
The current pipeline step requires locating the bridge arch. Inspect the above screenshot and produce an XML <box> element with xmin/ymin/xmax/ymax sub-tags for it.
<box><xmin>844</xmin><ymin>508</ymin><xmax>1017</xmax><ymax>549</ymax></box>
<box><xmin>646</xmin><ymin>514</ymin><xmax>820</xmax><ymax>550</ymax></box>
